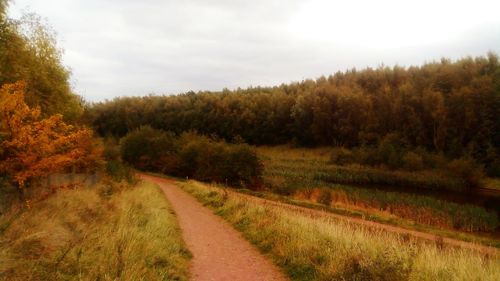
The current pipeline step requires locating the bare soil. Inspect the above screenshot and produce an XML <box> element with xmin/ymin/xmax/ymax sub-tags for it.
<box><xmin>141</xmin><ymin>174</ymin><xmax>288</xmax><ymax>281</ymax></box>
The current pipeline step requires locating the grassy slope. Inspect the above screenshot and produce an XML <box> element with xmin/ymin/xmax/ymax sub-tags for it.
<box><xmin>179</xmin><ymin>180</ymin><xmax>500</xmax><ymax>281</ymax></box>
<box><xmin>236</xmin><ymin>188</ymin><xmax>500</xmax><ymax>248</ymax></box>
<box><xmin>0</xmin><ymin>181</ymin><xmax>190</xmax><ymax>281</ymax></box>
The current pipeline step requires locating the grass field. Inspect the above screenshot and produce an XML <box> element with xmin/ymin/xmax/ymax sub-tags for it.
<box><xmin>257</xmin><ymin>146</ymin><xmax>499</xmax><ymax>233</ymax></box>
<box><xmin>180</xmin><ymin>180</ymin><xmax>500</xmax><ymax>281</ymax></box>
<box><xmin>0</xmin><ymin>180</ymin><xmax>191</xmax><ymax>281</ymax></box>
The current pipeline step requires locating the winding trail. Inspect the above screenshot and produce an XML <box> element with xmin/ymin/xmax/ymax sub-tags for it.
<box><xmin>141</xmin><ymin>174</ymin><xmax>288</xmax><ymax>281</ymax></box>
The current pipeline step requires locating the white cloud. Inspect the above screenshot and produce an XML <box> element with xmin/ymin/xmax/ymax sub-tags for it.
<box><xmin>9</xmin><ymin>0</ymin><xmax>500</xmax><ymax>101</ymax></box>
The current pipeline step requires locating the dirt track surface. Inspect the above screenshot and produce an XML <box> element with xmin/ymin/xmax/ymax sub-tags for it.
<box><xmin>141</xmin><ymin>174</ymin><xmax>288</xmax><ymax>281</ymax></box>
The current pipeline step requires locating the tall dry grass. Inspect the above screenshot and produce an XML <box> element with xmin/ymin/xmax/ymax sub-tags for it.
<box><xmin>180</xmin><ymin>180</ymin><xmax>500</xmax><ymax>281</ymax></box>
<box><xmin>0</xmin><ymin>181</ymin><xmax>190</xmax><ymax>281</ymax></box>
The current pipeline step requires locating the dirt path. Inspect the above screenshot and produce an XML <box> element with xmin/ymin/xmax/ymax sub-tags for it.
<box><xmin>141</xmin><ymin>175</ymin><xmax>288</xmax><ymax>281</ymax></box>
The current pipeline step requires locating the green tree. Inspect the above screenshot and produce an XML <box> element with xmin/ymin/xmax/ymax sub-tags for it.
<box><xmin>0</xmin><ymin>5</ymin><xmax>82</xmax><ymax>121</ymax></box>
<box><xmin>120</xmin><ymin>126</ymin><xmax>178</xmax><ymax>172</ymax></box>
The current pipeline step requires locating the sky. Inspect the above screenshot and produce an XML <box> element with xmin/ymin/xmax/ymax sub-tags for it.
<box><xmin>9</xmin><ymin>0</ymin><xmax>500</xmax><ymax>102</ymax></box>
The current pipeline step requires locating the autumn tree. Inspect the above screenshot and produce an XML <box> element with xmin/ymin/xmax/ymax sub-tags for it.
<box><xmin>0</xmin><ymin>82</ymin><xmax>102</xmax><ymax>190</ymax></box>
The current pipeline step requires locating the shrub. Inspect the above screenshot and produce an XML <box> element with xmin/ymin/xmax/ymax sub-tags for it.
<box><xmin>485</xmin><ymin>146</ymin><xmax>500</xmax><ymax>177</ymax></box>
<box><xmin>120</xmin><ymin>126</ymin><xmax>178</xmax><ymax>172</ymax></box>
<box><xmin>176</xmin><ymin>133</ymin><xmax>209</xmax><ymax>177</ymax></box>
<box><xmin>105</xmin><ymin>160</ymin><xmax>136</xmax><ymax>183</ymax></box>
<box><xmin>329</xmin><ymin>147</ymin><xmax>354</xmax><ymax>166</ymax></box>
<box><xmin>224</xmin><ymin>143</ymin><xmax>263</xmax><ymax>187</ymax></box>
<box><xmin>415</xmin><ymin>148</ymin><xmax>448</xmax><ymax>169</ymax></box>
<box><xmin>317</xmin><ymin>189</ymin><xmax>332</xmax><ymax>205</ymax></box>
<box><xmin>446</xmin><ymin>158</ymin><xmax>485</xmax><ymax>190</ymax></box>
<box><xmin>352</xmin><ymin>146</ymin><xmax>379</xmax><ymax>166</ymax></box>
<box><xmin>177</xmin><ymin>133</ymin><xmax>262</xmax><ymax>188</ymax></box>
<box><xmin>487</xmin><ymin>160</ymin><xmax>500</xmax><ymax>177</ymax></box>
<box><xmin>121</xmin><ymin>130</ymin><xmax>263</xmax><ymax>188</ymax></box>
<box><xmin>402</xmin><ymin>151</ymin><xmax>424</xmax><ymax>171</ymax></box>
<box><xmin>376</xmin><ymin>133</ymin><xmax>407</xmax><ymax>169</ymax></box>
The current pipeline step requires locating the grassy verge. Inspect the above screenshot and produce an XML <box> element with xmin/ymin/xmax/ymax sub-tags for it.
<box><xmin>179</xmin><ymin>180</ymin><xmax>500</xmax><ymax>281</ymax></box>
<box><xmin>235</xmin><ymin>188</ymin><xmax>500</xmax><ymax>248</ymax></box>
<box><xmin>0</xmin><ymin>180</ymin><xmax>191</xmax><ymax>281</ymax></box>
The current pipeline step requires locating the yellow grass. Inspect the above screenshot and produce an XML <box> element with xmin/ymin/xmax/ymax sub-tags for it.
<box><xmin>0</xmin><ymin>181</ymin><xmax>190</xmax><ymax>281</ymax></box>
<box><xmin>484</xmin><ymin>178</ymin><xmax>500</xmax><ymax>191</ymax></box>
<box><xmin>180</xmin><ymin>180</ymin><xmax>500</xmax><ymax>281</ymax></box>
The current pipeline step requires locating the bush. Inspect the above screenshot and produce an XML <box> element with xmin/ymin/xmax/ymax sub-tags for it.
<box><xmin>120</xmin><ymin>126</ymin><xmax>178</xmax><ymax>172</ymax></box>
<box><xmin>446</xmin><ymin>158</ymin><xmax>485</xmax><ymax>190</ymax></box>
<box><xmin>317</xmin><ymin>189</ymin><xmax>332</xmax><ymax>205</ymax></box>
<box><xmin>352</xmin><ymin>146</ymin><xmax>379</xmax><ymax>166</ymax></box>
<box><xmin>103</xmin><ymin>138</ymin><xmax>137</xmax><ymax>183</ymax></box>
<box><xmin>177</xmin><ymin>133</ymin><xmax>262</xmax><ymax>188</ymax></box>
<box><xmin>120</xmin><ymin>130</ymin><xmax>263</xmax><ymax>188</ymax></box>
<box><xmin>330</xmin><ymin>147</ymin><xmax>354</xmax><ymax>166</ymax></box>
<box><xmin>402</xmin><ymin>151</ymin><xmax>424</xmax><ymax>171</ymax></box>
<box><xmin>376</xmin><ymin>133</ymin><xmax>407</xmax><ymax>169</ymax></box>
<box><xmin>224</xmin><ymin>143</ymin><xmax>263</xmax><ymax>187</ymax></box>
<box><xmin>485</xmin><ymin>146</ymin><xmax>500</xmax><ymax>177</ymax></box>
<box><xmin>105</xmin><ymin>160</ymin><xmax>136</xmax><ymax>183</ymax></box>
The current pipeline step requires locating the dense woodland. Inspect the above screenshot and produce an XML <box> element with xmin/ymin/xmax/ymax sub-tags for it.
<box><xmin>87</xmin><ymin>54</ymin><xmax>500</xmax><ymax>176</ymax></box>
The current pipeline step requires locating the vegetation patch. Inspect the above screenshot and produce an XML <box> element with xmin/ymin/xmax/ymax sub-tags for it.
<box><xmin>260</xmin><ymin>146</ymin><xmax>499</xmax><ymax>232</ymax></box>
<box><xmin>0</xmin><ymin>181</ymin><xmax>191</xmax><ymax>281</ymax></box>
<box><xmin>120</xmin><ymin>127</ymin><xmax>262</xmax><ymax>188</ymax></box>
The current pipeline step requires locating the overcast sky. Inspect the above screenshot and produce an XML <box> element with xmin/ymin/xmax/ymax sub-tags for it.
<box><xmin>9</xmin><ymin>0</ymin><xmax>500</xmax><ymax>101</ymax></box>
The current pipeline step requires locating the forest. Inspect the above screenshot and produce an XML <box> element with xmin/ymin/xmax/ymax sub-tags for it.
<box><xmin>86</xmin><ymin>54</ymin><xmax>500</xmax><ymax>177</ymax></box>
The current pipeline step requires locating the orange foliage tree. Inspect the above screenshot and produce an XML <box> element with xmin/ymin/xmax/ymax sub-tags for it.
<box><xmin>0</xmin><ymin>81</ymin><xmax>103</xmax><ymax>189</ymax></box>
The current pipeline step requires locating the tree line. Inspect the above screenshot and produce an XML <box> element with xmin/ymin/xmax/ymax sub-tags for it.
<box><xmin>87</xmin><ymin>54</ymin><xmax>500</xmax><ymax>176</ymax></box>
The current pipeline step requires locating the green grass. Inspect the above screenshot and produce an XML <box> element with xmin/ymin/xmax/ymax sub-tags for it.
<box><xmin>0</xmin><ymin>180</ymin><xmax>191</xmax><ymax>281</ymax></box>
<box><xmin>180</xmin><ymin>180</ymin><xmax>500</xmax><ymax>281</ymax></box>
<box><xmin>259</xmin><ymin>145</ymin><xmax>463</xmax><ymax>192</ymax></box>
<box><xmin>258</xmin><ymin>146</ymin><xmax>499</xmax><ymax>232</ymax></box>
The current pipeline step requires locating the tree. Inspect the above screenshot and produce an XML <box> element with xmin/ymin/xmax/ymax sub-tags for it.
<box><xmin>0</xmin><ymin>0</ymin><xmax>7</xmax><ymax>19</ymax></box>
<box><xmin>120</xmin><ymin>126</ymin><xmax>178</xmax><ymax>172</ymax></box>
<box><xmin>0</xmin><ymin>82</ymin><xmax>102</xmax><ymax>189</ymax></box>
<box><xmin>0</xmin><ymin>6</ymin><xmax>83</xmax><ymax>121</ymax></box>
